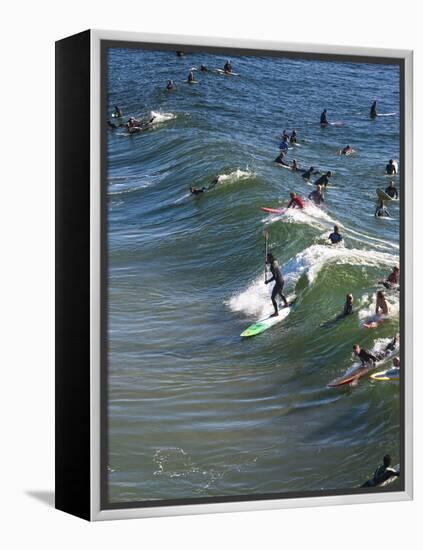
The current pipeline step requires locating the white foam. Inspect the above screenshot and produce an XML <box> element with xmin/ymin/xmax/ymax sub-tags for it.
<box><xmin>150</xmin><ymin>110</ymin><xmax>177</xmax><ymax>124</ymax></box>
<box><xmin>217</xmin><ymin>169</ymin><xmax>254</xmax><ymax>184</ymax></box>
<box><xmin>358</xmin><ymin>291</ymin><xmax>400</xmax><ymax>323</ymax></box>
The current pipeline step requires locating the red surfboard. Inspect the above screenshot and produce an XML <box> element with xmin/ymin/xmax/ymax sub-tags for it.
<box><xmin>260</xmin><ymin>207</ymin><xmax>285</xmax><ymax>214</ymax></box>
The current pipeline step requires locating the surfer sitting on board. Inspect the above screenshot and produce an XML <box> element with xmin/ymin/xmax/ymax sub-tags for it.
<box><xmin>291</xmin><ymin>159</ymin><xmax>301</xmax><ymax>172</ymax></box>
<box><xmin>375</xmin><ymin>199</ymin><xmax>390</xmax><ymax>218</ymax></box>
<box><xmin>339</xmin><ymin>145</ymin><xmax>355</xmax><ymax>156</ymax></box>
<box><xmin>279</xmin><ymin>135</ymin><xmax>289</xmax><ymax>152</ymax></box>
<box><xmin>166</xmin><ymin>79</ymin><xmax>175</xmax><ymax>90</ymax></box>
<box><xmin>361</xmin><ymin>455</ymin><xmax>400</xmax><ymax>487</ymax></box>
<box><xmin>385</xmin><ymin>159</ymin><xmax>398</xmax><ymax>175</ymax></box>
<box><xmin>379</xmin><ymin>265</ymin><xmax>399</xmax><ymax>289</ymax></box>
<box><xmin>328</xmin><ymin>225</ymin><xmax>343</xmax><ymax>244</ymax></box>
<box><xmin>274</xmin><ymin>151</ymin><xmax>290</xmax><ymax>166</ymax></box>
<box><xmin>320</xmin><ymin>109</ymin><xmax>328</xmax><ymax>126</ymax></box>
<box><xmin>187</xmin><ymin>70</ymin><xmax>195</xmax><ymax>83</ymax></box>
<box><xmin>289</xmin><ymin>130</ymin><xmax>297</xmax><ymax>144</ymax></box>
<box><xmin>308</xmin><ymin>184</ymin><xmax>325</xmax><ymax>205</ymax></box>
<box><xmin>265</xmin><ymin>253</ymin><xmax>289</xmax><ymax>317</ymax></box>
<box><xmin>385</xmin><ymin>181</ymin><xmax>398</xmax><ymax>199</ymax></box>
<box><xmin>302</xmin><ymin>166</ymin><xmax>320</xmax><ymax>181</ymax></box>
<box><xmin>199</xmin><ymin>64</ymin><xmax>209</xmax><ymax>72</ymax></box>
<box><xmin>375</xmin><ymin>290</ymin><xmax>390</xmax><ymax>315</ymax></box>
<box><xmin>370</xmin><ymin>100</ymin><xmax>378</xmax><ymax>119</ymax></box>
<box><xmin>314</xmin><ymin>171</ymin><xmax>332</xmax><ymax>187</ymax></box>
<box><xmin>287</xmin><ymin>192</ymin><xmax>305</xmax><ymax>209</ymax></box>
<box><xmin>224</xmin><ymin>60</ymin><xmax>232</xmax><ymax>73</ymax></box>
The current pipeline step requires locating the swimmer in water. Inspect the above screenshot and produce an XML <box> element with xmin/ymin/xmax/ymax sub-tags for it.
<box><xmin>385</xmin><ymin>159</ymin><xmax>398</xmax><ymax>175</ymax></box>
<box><xmin>339</xmin><ymin>145</ymin><xmax>355</xmax><ymax>155</ymax></box>
<box><xmin>265</xmin><ymin>252</ymin><xmax>289</xmax><ymax>317</ymax></box>
<box><xmin>308</xmin><ymin>184</ymin><xmax>325</xmax><ymax>205</ymax></box>
<box><xmin>320</xmin><ymin>109</ymin><xmax>328</xmax><ymax>125</ymax></box>
<box><xmin>328</xmin><ymin>224</ymin><xmax>343</xmax><ymax>244</ymax></box>
<box><xmin>375</xmin><ymin>290</ymin><xmax>390</xmax><ymax>315</ymax></box>
<box><xmin>370</xmin><ymin>100</ymin><xmax>378</xmax><ymax>118</ymax></box>
<box><xmin>287</xmin><ymin>192</ymin><xmax>305</xmax><ymax>209</ymax></box>
<box><xmin>385</xmin><ymin>181</ymin><xmax>398</xmax><ymax>199</ymax></box>
<box><xmin>375</xmin><ymin>199</ymin><xmax>391</xmax><ymax>218</ymax></box>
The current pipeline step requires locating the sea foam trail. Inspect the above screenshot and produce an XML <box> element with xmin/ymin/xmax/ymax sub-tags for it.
<box><xmin>227</xmin><ymin>244</ymin><xmax>398</xmax><ymax>319</ymax></box>
<box><xmin>217</xmin><ymin>169</ymin><xmax>255</xmax><ymax>184</ymax></box>
<box><xmin>150</xmin><ymin>111</ymin><xmax>177</xmax><ymax>124</ymax></box>
<box><xmin>358</xmin><ymin>292</ymin><xmax>400</xmax><ymax>324</ymax></box>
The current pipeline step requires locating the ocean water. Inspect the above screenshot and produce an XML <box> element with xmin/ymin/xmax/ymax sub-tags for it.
<box><xmin>106</xmin><ymin>47</ymin><xmax>401</xmax><ymax>503</ymax></box>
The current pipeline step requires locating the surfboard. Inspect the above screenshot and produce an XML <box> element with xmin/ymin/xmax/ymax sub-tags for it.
<box><xmin>240</xmin><ymin>305</ymin><xmax>292</xmax><ymax>337</ymax></box>
<box><xmin>260</xmin><ymin>207</ymin><xmax>285</xmax><ymax>214</ymax></box>
<box><xmin>370</xmin><ymin>367</ymin><xmax>400</xmax><ymax>382</ymax></box>
<box><xmin>377</xmin><ymin>112</ymin><xmax>397</xmax><ymax>117</ymax></box>
<box><xmin>327</xmin><ymin>363</ymin><xmax>371</xmax><ymax>387</ymax></box>
<box><xmin>330</xmin><ymin>121</ymin><xmax>344</xmax><ymax>126</ymax></box>
<box><xmin>187</xmin><ymin>80</ymin><xmax>199</xmax><ymax>84</ymax></box>
<box><xmin>376</xmin><ymin>188</ymin><xmax>398</xmax><ymax>202</ymax></box>
<box><xmin>215</xmin><ymin>69</ymin><xmax>239</xmax><ymax>76</ymax></box>
<box><xmin>361</xmin><ymin>464</ymin><xmax>400</xmax><ymax>488</ymax></box>
<box><xmin>363</xmin><ymin>314</ymin><xmax>385</xmax><ymax>329</ymax></box>
<box><xmin>274</xmin><ymin>163</ymin><xmax>292</xmax><ymax>170</ymax></box>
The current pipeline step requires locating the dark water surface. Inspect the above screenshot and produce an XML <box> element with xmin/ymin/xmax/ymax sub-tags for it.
<box><xmin>106</xmin><ymin>48</ymin><xmax>400</xmax><ymax>502</ymax></box>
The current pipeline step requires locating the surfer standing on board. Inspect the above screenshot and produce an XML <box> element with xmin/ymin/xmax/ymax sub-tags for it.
<box><xmin>320</xmin><ymin>109</ymin><xmax>328</xmax><ymax>126</ymax></box>
<box><xmin>265</xmin><ymin>253</ymin><xmax>289</xmax><ymax>317</ymax></box>
<box><xmin>375</xmin><ymin>290</ymin><xmax>390</xmax><ymax>315</ymax></box>
<box><xmin>224</xmin><ymin>60</ymin><xmax>232</xmax><ymax>73</ymax></box>
<box><xmin>370</xmin><ymin>100</ymin><xmax>378</xmax><ymax>119</ymax></box>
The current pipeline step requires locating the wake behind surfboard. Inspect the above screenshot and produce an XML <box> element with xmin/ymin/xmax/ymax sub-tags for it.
<box><xmin>240</xmin><ymin>305</ymin><xmax>292</xmax><ymax>337</ymax></box>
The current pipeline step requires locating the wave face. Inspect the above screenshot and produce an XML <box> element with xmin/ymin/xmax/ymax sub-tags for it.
<box><xmin>106</xmin><ymin>47</ymin><xmax>401</xmax><ymax>503</ymax></box>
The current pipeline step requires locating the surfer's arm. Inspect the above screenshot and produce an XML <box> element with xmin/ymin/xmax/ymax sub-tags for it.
<box><xmin>265</xmin><ymin>276</ymin><xmax>274</xmax><ymax>284</ymax></box>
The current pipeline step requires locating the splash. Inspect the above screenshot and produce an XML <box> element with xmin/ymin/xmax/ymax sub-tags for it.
<box><xmin>150</xmin><ymin>110</ymin><xmax>177</xmax><ymax>124</ymax></box>
<box><xmin>217</xmin><ymin>169</ymin><xmax>255</xmax><ymax>184</ymax></box>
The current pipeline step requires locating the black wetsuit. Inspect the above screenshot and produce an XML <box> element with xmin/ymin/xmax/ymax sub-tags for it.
<box><xmin>275</xmin><ymin>153</ymin><xmax>289</xmax><ymax>166</ymax></box>
<box><xmin>343</xmin><ymin>301</ymin><xmax>353</xmax><ymax>316</ymax></box>
<box><xmin>375</xmin><ymin>206</ymin><xmax>390</xmax><ymax>217</ymax></box>
<box><xmin>320</xmin><ymin>111</ymin><xmax>328</xmax><ymax>124</ymax></box>
<box><xmin>267</xmin><ymin>261</ymin><xmax>287</xmax><ymax>313</ymax></box>
<box><xmin>328</xmin><ymin>232</ymin><xmax>342</xmax><ymax>244</ymax></box>
<box><xmin>190</xmin><ymin>187</ymin><xmax>206</xmax><ymax>195</ymax></box>
<box><xmin>302</xmin><ymin>168</ymin><xmax>319</xmax><ymax>180</ymax></box>
<box><xmin>357</xmin><ymin>337</ymin><xmax>397</xmax><ymax>366</ymax></box>
<box><xmin>357</xmin><ymin>349</ymin><xmax>378</xmax><ymax>365</ymax></box>
<box><xmin>224</xmin><ymin>62</ymin><xmax>232</xmax><ymax>73</ymax></box>
<box><xmin>386</xmin><ymin>163</ymin><xmax>396</xmax><ymax>175</ymax></box>
<box><xmin>385</xmin><ymin>186</ymin><xmax>398</xmax><ymax>199</ymax></box>
<box><xmin>315</xmin><ymin>173</ymin><xmax>331</xmax><ymax>187</ymax></box>
<box><xmin>361</xmin><ymin>464</ymin><xmax>399</xmax><ymax>487</ymax></box>
<box><xmin>370</xmin><ymin>103</ymin><xmax>377</xmax><ymax>118</ymax></box>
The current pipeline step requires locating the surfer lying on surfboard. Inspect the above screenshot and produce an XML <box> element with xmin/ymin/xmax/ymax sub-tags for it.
<box><xmin>378</xmin><ymin>265</ymin><xmax>399</xmax><ymax>290</ymax></box>
<box><xmin>302</xmin><ymin>166</ymin><xmax>320</xmax><ymax>181</ymax></box>
<box><xmin>338</xmin><ymin>145</ymin><xmax>356</xmax><ymax>156</ymax></box>
<box><xmin>353</xmin><ymin>334</ymin><xmax>398</xmax><ymax>366</ymax></box>
<box><xmin>189</xmin><ymin>176</ymin><xmax>220</xmax><ymax>195</ymax></box>
<box><xmin>265</xmin><ymin>253</ymin><xmax>289</xmax><ymax>317</ymax></box>
<box><xmin>314</xmin><ymin>171</ymin><xmax>332</xmax><ymax>187</ymax></box>
<box><xmin>361</xmin><ymin>455</ymin><xmax>400</xmax><ymax>487</ymax></box>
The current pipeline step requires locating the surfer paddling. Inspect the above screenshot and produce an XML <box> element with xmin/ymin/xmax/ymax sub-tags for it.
<box><xmin>302</xmin><ymin>166</ymin><xmax>320</xmax><ymax>181</ymax></box>
<box><xmin>361</xmin><ymin>455</ymin><xmax>400</xmax><ymax>487</ymax></box>
<box><xmin>375</xmin><ymin>199</ymin><xmax>391</xmax><ymax>218</ymax></box>
<box><xmin>353</xmin><ymin>336</ymin><xmax>397</xmax><ymax>367</ymax></box>
<box><xmin>314</xmin><ymin>171</ymin><xmax>332</xmax><ymax>187</ymax></box>
<box><xmin>379</xmin><ymin>265</ymin><xmax>399</xmax><ymax>289</ymax></box>
<box><xmin>189</xmin><ymin>176</ymin><xmax>220</xmax><ymax>195</ymax></box>
<box><xmin>265</xmin><ymin>253</ymin><xmax>288</xmax><ymax>317</ymax></box>
<box><xmin>287</xmin><ymin>192</ymin><xmax>305</xmax><ymax>209</ymax></box>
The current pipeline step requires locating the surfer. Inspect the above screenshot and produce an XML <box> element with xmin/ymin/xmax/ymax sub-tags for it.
<box><xmin>287</xmin><ymin>192</ymin><xmax>304</xmax><ymax>209</ymax></box>
<box><xmin>224</xmin><ymin>60</ymin><xmax>232</xmax><ymax>73</ymax></box>
<box><xmin>353</xmin><ymin>335</ymin><xmax>398</xmax><ymax>366</ymax></box>
<box><xmin>199</xmin><ymin>64</ymin><xmax>209</xmax><ymax>72</ymax></box>
<box><xmin>320</xmin><ymin>109</ymin><xmax>328</xmax><ymax>126</ymax></box>
<box><xmin>370</xmin><ymin>100</ymin><xmax>378</xmax><ymax>119</ymax></box>
<box><xmin>385</xmin><ymin>181</ymin><xmax>398</xmax><ymax>199</ymax></box>
<box><xmin>289</xmin><ymin>130</ymin><xmax>297</xmax><ymax>144</ymax></box>
<box><xmin>112</xmin><ymin>105</ymin><xmax>123</xmax><ymax>118</ymax></box>
<box><xmin>302</xmin><ymin>166</ymin><xmax>320</xmax><ymax>181</ymax></box>
<box><xmin>379</xmin><ymin>265</ymin><xmax>399</xmax><ymax>289</ymax></box>
<box><xmin>339</xmin><ymin>145</ymin><xmax>355</xmax><ymax>156</ymax></box>
<box><xmin>361</xmin><ymin>455</ymin><xmax>400</xmax><ymax>487</ymax></box>
<box><xmin>279</xmin><ymin>135</ymin><xmax>289</xmax><ymax>152</ymax></box>
<box><xmin>385</xmin><ymin>159</ymin><xmax>398</xmax><ymax>175</ymax></box>
<box><xmin>166</xmin><ymin>79</ymin><xmax>175</xmax><ymax>90</ymax></box>
<box><xmin>314</xmin><ymin>171</ymin><xmax>332</xmax><ymax>188</ymax></box>
<box><xmin>291</xmin><ymin>159</ymin><xmax>302</xmax><ymax>172</ymax></box>
<box><xmin>176</xmin><ymin>51</ymin><xmax>185</xmax><ymax>57</ymax></box>
<box><xmin>308</xmin><ymin>184</ymin><xmax>325</xmax><ymax>205</ymax></box>
<box><xmin>328</xmin><ymin>225</ymin><xmax>343</xmax><ymax>244</ymax></box>
<box><xmin>265</xmin><ymin>253</ymin><xmax>289</xmax><ymax>317</ymax></box>
<box><xmin>375</xmin><ymin>199</ymin><xmax>391</xmax><ymax>218</ymax></box>
<box><xmin>343</xmin><ymin>293</ymin><xmax>354</xmax><ymax>316</ymax></box>
<box><xmin>375</xmin><ymin>290</ymin><xmax>390</xmax><ymax>315</ymax></box>
<box><xmin>274</xmin><ymin>151</ymin><xmax>290</xmax><ymax>166</ymax></box>
<box><xmin>189</xmin><ymin>177</ymin><xmax>220</xmax><ymax>195</ymax></box>
<box><xmin>187</xmin><ymin>70</ymin><xmax>195</xmax><ymax>83</ymax></box>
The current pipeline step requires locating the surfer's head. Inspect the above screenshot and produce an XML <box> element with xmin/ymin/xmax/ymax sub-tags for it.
<box><xmin>346</xmin><ymin>293</ymin><xmax>353</xmax><ymax>303</ymax></box>
<box><xmin>266</xmin><ymin>252</ymin><xmax>275</xmax><ymax>264</ymax></box>
<box><xmin>393</xmin><ymin>358</ymin><xmax>400</xmax><ymax>367</ymax></box>
<box><xmin>290</xmin><ymin>192</ymin><xmax>296</xmax><ymax>198</ymax></box>
<box><xmin>353</xmin><ymin>344</ymin><xmax>360</xmax><ymax>354</ymax></box>
<box><xmin>393</xmin><ymin>265</ymin><xmax>399</xmax><ymax>272</ymax></box>
<box><xmin>327</xmin><ymin>171</ymin><xmax>332</xmax><ymax>176</ymax></box>
<box><xmin>377</xmin><ymin>290</ymin><xmax>385</xmax><ymax>299</ymax></box>
<box><xmin>334</xmin><ymin>225</ymin><xmax>340</xmax><ymax>233</ymax></box>
<box><xmin>389</xmin><ymin>159</ymin><xmax>394</xmax><ymax>164</ymax></box>
<box><xmin>383</xmin><ymin>455</ymin><xmax>392</xmax><ymax>467</ymax></box>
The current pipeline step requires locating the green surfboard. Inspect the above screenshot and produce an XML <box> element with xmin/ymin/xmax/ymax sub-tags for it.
<box><xmin>240</xmin><ymin>306</ymin><xmax>292</xmax><ymax>337</ymax></box>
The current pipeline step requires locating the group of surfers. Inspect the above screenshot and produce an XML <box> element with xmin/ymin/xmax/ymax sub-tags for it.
<box><xmin>166</xmin><ymin>59</ymin><xmax>234</xmax><ymax>89</ymax></box>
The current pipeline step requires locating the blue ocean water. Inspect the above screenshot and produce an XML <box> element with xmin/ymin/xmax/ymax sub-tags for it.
<box><xmin>106</xmin><ymin>47</ymin><xmax>400</xmax><ymax>503</ymax></box>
